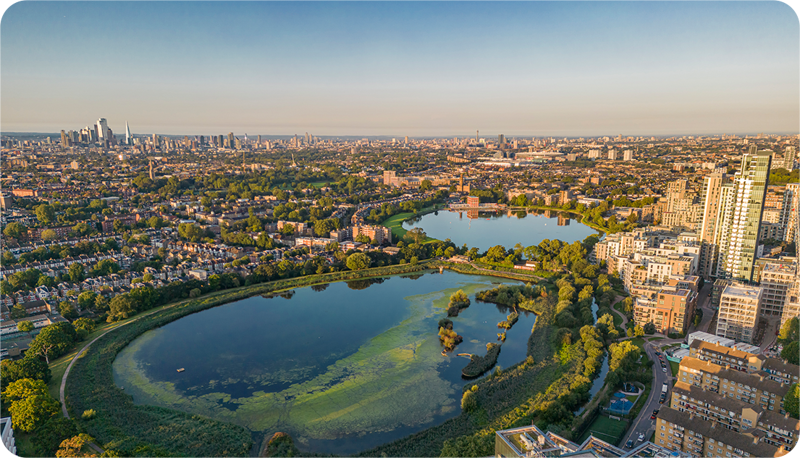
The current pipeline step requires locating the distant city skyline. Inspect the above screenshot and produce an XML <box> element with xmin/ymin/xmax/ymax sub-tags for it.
<box><xmin>2</xmin><ymin>1</ymin><xmax>798</xmax><ymax>136</ymax></box>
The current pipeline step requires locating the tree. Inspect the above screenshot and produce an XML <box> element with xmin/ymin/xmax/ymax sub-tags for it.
<box><xmin>420</xmin><ymin>179</ymin><xmax>433</xmax><ymax>191</ymax></box>
<box><xmin>72</xmin><ymin>318</ymin><xmax>96</xmax><ymax>335</ymax></box>
<box><xmin>69</xmin><ymin>263</ymin><xmax>85</xmax><ymax>283</ymax></box>
<box><xmin>3</xmin><ymin>378</ymin><xmax>60</xmax><ymax>432</ymax></box>
<box><xmin>781</xmin><ymin>341</ymin><xmax>799</xmax><ymax>366</ymax></box>
<box><xmin>643</xmin><ymin>322</ymin><xmax>656</xmax><ymax>335</ymax></box>
<box><xmin>3</xmin><ymin>222</ymin><xmax>27</xmax><ymax>239</ymax></box>
<box><xmin>279</xmin><ymin>223</ymin><xmax>296</xmax><ymax>236</ymax></box>
<box><xmin>35</xmin><ymin>204</ymin><xmax>56</xmax><ymax>225</ymax></box>
<box><xmin>77</xmin><ymin>291</ymin><xmax>98</xmax><ymax>310</ymax></box>
<box><xmin>17</xmin><ymin>320</ymin><xmax>34</xmax><ymax>337</ymax></box>
<box><xmin>56</xmin><ymin>434</ymin><xmax>97</xmax><ymax>458</ymax></box>
<box><xmin>633</xmin><ymin>325</ymin><xmax>644</xmax><ymax>337</ymax></box>
<box><xmin>59</xmin><ymin>301</ymin><xmax>79</xmax><ymax>320</ymax></box>
<box><xmin>779</xmin><ymin>317</ymin><xmax>799</xmax><ymax>344</ymax></box>
<box><xmin>41</xmin><ymin>229</ymin><xmax>58</xmax><ymax>242</ymax></box>
<box><xmin>27</xmin><ymin>323</ymin><xmax>76</xmax><ymax>364</ymax></box>
<box><xmin>0</xmin><ymin>358</ymin><xmax>50</xmax><ymax>388</ymax></box>
<box><xmin>10</xmin><ymin>303</ymin><xmax>27</xmax><ymax>319</ymax></box>
<box><xmin>404</xmin><ymin>227</ymin><xmax>427</xmax><ymax>244</ymax></box>
<box><xmin>346</xmin><ymin>252</ymin><xmax>371</xmax><ymax>271</ymax></box>
<box><xmin>784</xmin><ymin>383</ymin><xmax>799</xmax><ymax>419</ymax></box>
<box><xmin>354</xmin><ymin>234</ymin><xmax>371</xmax><ymax>244</ymax></box>
<box><xmin>107</xmin><ymin>294</ymin><xmax>136</xmax><ymax>321</ymax></box>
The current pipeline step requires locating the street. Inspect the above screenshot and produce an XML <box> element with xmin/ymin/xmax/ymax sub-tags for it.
<box><xmin>620</xmin><ymin>338</ymin><xmax>682</xmax><ymax>448</ymax></box>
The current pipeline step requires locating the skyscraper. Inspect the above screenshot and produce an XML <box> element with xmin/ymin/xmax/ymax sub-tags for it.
<box><xmin>96</xmin><ymin>118</ymin><xmax>109</xmax><ymax>141</ymax></box>
<box><xmin>785</xmin><ymin>183</ymin><xmax>799</xmax><ymax>244</ymax></box>
<box><xmin>698</xmin><ymin>171</ymin><xmax>725</xmax><ymax>278</ymax></box>
<box><xmin>498</xmin><ymin>134</ymin><xmax>505</xmax><ymax>147</ymax></box>
<box><xmin>125</xmin><ymin>121</ymin><xmax>132</xmax><ymax>145</ymax></box>
<box><xmin>715</xmin><ymin>151</ymin><xmax>772</xmax><ymax>282</ymax></box>
<box><xmin>784</xmin><ymin>146</ymin><xmax>797</xmax><ymax>170</ymax></box>
<box><xmin>60</xmin><ymin>130</ymin><xmax>67</xmax><ymax>147</ymax></box>
<box><xmin>228</xmin><ymin>132</ymin><xmax>234</xmax><ymax>148</ymax></box>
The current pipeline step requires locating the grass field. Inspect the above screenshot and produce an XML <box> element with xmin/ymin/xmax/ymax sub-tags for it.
<box><xmin>380</xmin><ymin>206</ymin><xmax>440</xmax><ymax>242</ymax></box>
<box><xmin>669</xmin><ymin>360</ymin><xmax>679</xmax><ymax>375</ymax></box>
<box><xmin>629</xmin><ymin>337</ymin><xmax>646</xmax><ymax>349</ymax></box>
<box><xmin>579</xmin><ymin>415</ymin><xmax>629</xmax><ymax>445</ymax></box>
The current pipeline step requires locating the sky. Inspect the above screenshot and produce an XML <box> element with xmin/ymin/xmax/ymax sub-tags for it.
<box><xmin>1</xmin><ymin>1</ymin><xmax>799</xmax><ymax>137</ymax></box>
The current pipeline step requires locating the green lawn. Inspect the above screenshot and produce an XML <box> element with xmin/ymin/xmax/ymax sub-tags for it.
<box><xmin>381</xmin><ymin>206</ymin><xmax>440</xmax><ymax>242</ymax></box>
<box><xmin>669</xmin><ymin>360</ymin><xmax>679</xmax><ymax>376</ymax></box>
<box><xmin>630</xmin><ymin>337</ymin><xmax>646</xmax><ymax>349</ymax></box>
<box><xmin>648</xmin><ymin>336</ymin><xmax>664</xmax><ymax>341</ymax></box>
<box><xmin>579</xmin><ymin>415</ymin><xmax>629</xmax><ymax>445</ymax></box>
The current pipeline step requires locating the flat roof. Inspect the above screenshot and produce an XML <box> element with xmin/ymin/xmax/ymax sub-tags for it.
<box><xmin>721</xmin><ymin>284</ymin><xmax>762</xmax><ymax>299</ymax></box>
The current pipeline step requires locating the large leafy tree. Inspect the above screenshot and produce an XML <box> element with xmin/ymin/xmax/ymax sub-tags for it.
<box><xmin>3</xmin><ymin>378</ymin><xmax>60</xmax><ymax>432</ymax></box>
<box><xmin>785</xmin><ymin>383</ymin><xmax>799</xmax><ymax>419</ymax></box>
<box><xmin>780</xmin><ymin>317</ymin><xmax>799</xmax><ymax>344</ymax></box>
<box><xmin>69</xmin><ymin>263</ymin><xmax>86</xmax><ymax>283</ymax></box>
<box><xmin>781</xmin><ymin>341</ymin><xmax>799</xmax><ymax>366</ymax></box>
<box><xmin>345</xmin><ymin>252</ymin><xmax>371</xmax><ymax>271</ymax></box>
<box><xmin>35</xmin><ymin>204</ymin><xmax>56</xmax><ymax>225</ymax></box>
<box><xmin>3</xmin><ymin>222</ymin><xmax>27</xmax><ymax>239</ymax></box>
<box><xmin>27</xmin><ymin>323</ymin><xmax>77</xmax><ymax>364</ymax></box>
<box><xmin>0</xmin><ymin>357</ymin><xmax>51</xmax><ymax>388</ymax></box>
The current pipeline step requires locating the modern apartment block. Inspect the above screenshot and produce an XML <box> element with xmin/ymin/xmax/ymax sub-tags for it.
<box><xmin>633</xmin><ymin>288</ymin><xmax>697</xmax><ymax>335</ymax></box>
<box><xmin>781</xmin><ymin>272</ymin><xmax>800</xmax><ymax>327</ymax></box>
<box><xmin>716</xmin><ymin>284</ymin><xmax>763</xmax><ymax>344</ymax></box>
<box><xmin>715</xmin><ymin>152</ymin><xmax>772</xmax><ymax>282</ymax></box>
<box><xmin>756</xmin><ymin>259</ymin><xmax>798</xmax><ymax>318</ymax></box>
<box><xmin>494</xmin><ymin>424</ymin><xmax>690</xmax><ymax>458</ymax></box>
<box><xmin>654</xmin><ymin>353</ymin><xmax>799</xmax><ymax>457</ymax></box>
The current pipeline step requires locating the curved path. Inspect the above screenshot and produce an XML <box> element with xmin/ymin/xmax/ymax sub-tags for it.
<box><xmin>59</xmin><ymin>297</ymin><xmax>196</xmax><ymax>453</ymax></box>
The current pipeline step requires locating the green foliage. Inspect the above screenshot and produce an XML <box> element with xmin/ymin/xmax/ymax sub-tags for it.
<box><xmin>462</xmin><ymin>343</ymin><xmax>502</xmax><ymax>378</ymax></box>
<box><xmin>265</xmin><ymin>432</ymin><xmax>300</xmax><ymax>457</ymax></box>
<box><xmin>447</xmin><ymin>290</ymin><xmax>471</xmax><ymax>316</ymax></box>
<box><xmin>346</xmin><ymin>252</ymin><xmax>371</xmax><ymax>271</ymax></box>
<box><xmin>3</xmin><ymin>222</ymin><xmax>27</xmax><ymax>239</ymax></box>
<box><xmin>27</xmin><ymin>322</ymin><xmax>77</xmax><ymax>364</ymax></box>
<box><xmin>780</xmin><ymin>317</ymin><xmax>799</xmax><ymax>344</ymax></box>
<box><xmin>784</xmin><ymin>383</ymin><xmax>799</xmax><ymax>420</ymax></box>
<box><xmin>30</xmin><ymin>417</ymin><xmax>80</xmax><ymax>457</ymax></box>
<box><xmin>781</xmin><ymin>341</ymin><xmax>799</xmax><ymax>366</ymax></box>
<box><xmin>0</xmin><ymin>357</ymin><xmax>51</xmax><ymax>389</ymax></box>
<box><xmin>4</xmin><ymin>378</ymin><xmax>60</xmax><ymax>432</ymax></box>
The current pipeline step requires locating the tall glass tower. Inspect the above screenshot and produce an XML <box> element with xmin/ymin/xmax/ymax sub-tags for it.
<box><xmin>716</xmin><ymin>151</ymin><xmax>772</xmax><ymax>282</ymax></box>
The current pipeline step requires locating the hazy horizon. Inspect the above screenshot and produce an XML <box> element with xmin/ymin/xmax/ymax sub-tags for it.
<box><xmin>2</xmin><ymin>1</ymin><xmax>799</xmax><ymax>136</ymax></box>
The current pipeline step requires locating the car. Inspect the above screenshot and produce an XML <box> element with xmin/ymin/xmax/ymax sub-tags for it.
<box><xmin>626</xmin><ymin>440</ymin><xmax>634</xmax><ymax>449</ymax></box>
<box><xmin>655</xmin><ymin>351</ymin><xmax>661</xmax><ymax>356</ymax></box>
<box><xmin>651</xmin><ymin>409</ymin><xmax>659</xmax><ymax>419</ymax></box>
<box><xmin>662</xmin><ymin>367</ymin><xmax>667</xmax><ymax>373</ymax></box>
<box><xmin>638</xmin><ymin>433</ymin><xmax>645</xmax><ymax>442</ymax></box>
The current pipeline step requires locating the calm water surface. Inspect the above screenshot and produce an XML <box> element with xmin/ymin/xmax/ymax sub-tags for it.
<box><xmin>403</xmin><ymin>209</ymin><xmax>599</xmax><ymax>252</ymax></box>
<box><xmin>113</xmin><ymin>271</ymin><xmax>535</xmax><ymax>454</ymax></box>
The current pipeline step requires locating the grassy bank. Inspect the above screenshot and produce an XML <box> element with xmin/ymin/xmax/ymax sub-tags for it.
<box><xmin>508</xmin><ymin>205</ymin><xmax>609</xmax><ymax>234</ymax></box>
<box><xmin>380</xmin><ymin>205</ymin><xmax>441</xmax><ymax>241</ymax></box>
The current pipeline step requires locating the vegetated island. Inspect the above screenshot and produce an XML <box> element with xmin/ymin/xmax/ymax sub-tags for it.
<box><xmin>438</xmin><ymin>318</ymin><xmax>463</xmax><ymax>351</ymax></box>
<box><xmin>461</xmin><ymin>342</ymin><xmax>502</xmax><ymax>378</ymax></box>
<box><xmin>447</xmin><ymin>289</ymin><xmax>471</xmax><ymax>316</ymax></box>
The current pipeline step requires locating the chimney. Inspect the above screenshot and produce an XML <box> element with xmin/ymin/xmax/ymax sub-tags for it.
<box><xmin>753</xmin><ymin>436</ymin><xmax>759</xmax><ymax>445</ymax></box>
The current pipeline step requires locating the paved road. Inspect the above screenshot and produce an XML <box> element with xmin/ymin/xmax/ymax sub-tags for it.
<box><xmin>693</xmin><ymin>283</ymin><xmax>715</xmax><ymax>334</ymax></box>
<box><xmin>620</xmin><ymin>338</ymin><xmax>682</xmax><ymax>449</ymax></box>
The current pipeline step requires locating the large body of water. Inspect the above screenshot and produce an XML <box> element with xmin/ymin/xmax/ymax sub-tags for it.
<box><xmin>113</xmin><ymin>271</ymin><xmax>535</xmax><ymax>454</ymax></box>
<box><xmin>402</xmin><ymin>209</ymin><xmax>599</xmax><ymax>252</ymax></box>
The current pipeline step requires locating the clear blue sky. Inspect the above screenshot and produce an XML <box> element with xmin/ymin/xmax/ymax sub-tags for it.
<box><xmin>2</xmin><ymin>1</ymin><xmax>798</xmax><ymax>137</ymax></box>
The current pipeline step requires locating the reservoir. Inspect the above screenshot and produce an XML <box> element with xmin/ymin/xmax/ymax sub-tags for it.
<box><xmin>113</xmin><ymin>271</ymin><xmax>536</xmax><ymax>454</ymax></box>
<box><xmin>402</xmin><ymin>209</ymin><xmax>598</xmax><ymax>252</ymax></box>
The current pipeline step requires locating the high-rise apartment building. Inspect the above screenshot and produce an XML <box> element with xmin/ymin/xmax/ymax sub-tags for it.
<box><xmin>228</xmin><ymin>132</ymin><xmax>234</xmax><ymax>148</ymax></box>
<box><xmin>757</xmin><ymin>259</ymin><xmax>798</xmax><ymax>318</ymax></box>
<box><xmin>784</xmin><ymin>146</ymin><xmax>796</xmax><ymax>170</ymax></box>
<box><xmin>608</xmin><ymin>149</ymin><xmax>618</xmax><ymax>160</ymax></box>
<box><xmin>96</xmin><ymin>118</ymin><xmax>109</xmax><ymax>141</ymax></box>
<box><xmin>623</xmin><ymin>149</ymin><xmax>634</xmax><ymax>161</ymax></box>
<box><xmin>715</xmin><ymin>152</ymin><xmax>771</xmax><ymax>282</ymax></box>
<box><xmin>698</xmin><ymin>172</ymin><xmax>724</xmax><ymax>278</ymax></box>
<box><xmin>784</xmin><ymin>183</ymin><xmax>799</xmax><ymax>244</ymax></box>
<box><xmin>498</xmin><ymin>134</ymin><xmax>505</xmax><ymax>147</ymax></box>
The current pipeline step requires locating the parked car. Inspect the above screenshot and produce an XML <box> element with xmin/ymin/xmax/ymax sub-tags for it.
<box><xmin>626</xmin><ymin>440</ymin><xmax>634</xmax><ymax>448</ymax></box>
